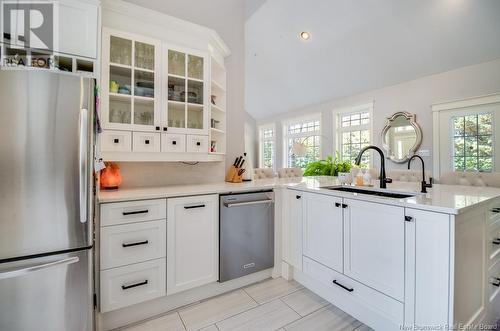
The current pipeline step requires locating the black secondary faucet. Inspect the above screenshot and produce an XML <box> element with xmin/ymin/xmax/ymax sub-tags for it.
<box><xmin>407</xmin><ymin>154</ymin><xmax>433</xmax><ymax>193</ymax></box>
<box><xmin>354</xmin><ymin>145</ymin><xmax>392</xmax><ymax>189</ymax></box>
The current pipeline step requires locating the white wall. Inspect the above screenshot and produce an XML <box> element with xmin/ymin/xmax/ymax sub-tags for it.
<box><xmin>257</xmin><ymin>58</ymin><xmax>500</xmax><ymax>172</ymax></box>
<box><xmin>109</xmin><ymin>0</ymin><xmax>257</xmax><ymax>188</ymax></box>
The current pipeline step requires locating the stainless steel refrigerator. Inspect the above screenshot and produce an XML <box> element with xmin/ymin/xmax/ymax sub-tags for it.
<box><xmin>0</xmin><ymin>70</ymin><xmax>94</xmax><ymax>331</ymax></box>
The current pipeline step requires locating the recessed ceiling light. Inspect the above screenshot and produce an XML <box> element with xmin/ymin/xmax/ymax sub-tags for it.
<box><xmin>299</xmin><ymin>31</ymin><xmax>310</xmax><ymax>40</ymax></box>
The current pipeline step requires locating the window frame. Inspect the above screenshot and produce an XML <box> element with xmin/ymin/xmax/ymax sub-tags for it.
<box><xmin>282</xmin><ymin>114</ymin><xmax>322</xmax><ymax>169</ymax></box>
<box><xmin>334</xmin><ymin>102</ymin><xmax>374</xmax><ymax>168</ymax></box>
<box><xmin>258</xmin><ymin>123</ymin><xmax>276</xmax><ymax>170</ymax></box>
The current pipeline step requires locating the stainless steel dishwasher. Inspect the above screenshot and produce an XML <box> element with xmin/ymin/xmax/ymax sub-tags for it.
<box><xmin>219</xmin><ymin>191</ymin><xmax>274</xmax><ymax>282</ymax></box>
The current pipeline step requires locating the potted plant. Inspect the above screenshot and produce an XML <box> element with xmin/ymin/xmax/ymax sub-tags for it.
<box><xmin>303</xmin><ymin>153</ymin><xmax>352</xmax><ymax>177</ymax></box>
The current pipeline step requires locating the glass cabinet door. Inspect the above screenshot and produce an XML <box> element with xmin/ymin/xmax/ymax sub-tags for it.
<box><xmin>167</xmin><ymin>49</ymin><xmax>205</xmax><ymax>131</ymax></box>
<box><xmin>107</xmin><ymin>32</ymin><xmax>157</xmax><ymax>130</ymax></box>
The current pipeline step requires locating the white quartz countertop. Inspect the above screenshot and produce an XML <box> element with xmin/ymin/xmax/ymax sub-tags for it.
<box><xmin>98</xmin><ymin>176</ymin><xmax>500</xmax><ymax>215</ymax></box>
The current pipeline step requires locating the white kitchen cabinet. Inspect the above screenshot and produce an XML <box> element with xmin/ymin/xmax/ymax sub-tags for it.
<box><xmin>186</xmin><ymin>134</ymin><xmax>209</xmax><ymax>153</ymax></box>
<box><xmin>161</xmin><ymin>133</ymin><xmax>186</xmax><ymax>153</ymax></box>
<box><xmin>101</xmin><ymin>28</ymin><xmax>162</xmax><ymax>132</ymax></box>
<box><xmin>167</xmin><ymin>194</ymin><xmax>219</xmax><ymax>295</ymax></box>
<box><xmin>303</xmin><ymin>193</ymin><xmax>343</xmax><ymax>273</ymax></box>
<box><xmin>343</xmin><ymin>198</ymin><xmax>405</xmax><ymax>301</ymax></box>
<box><xmin>100</xmin><ymin>130</ymin><xmax>132</xmax><ymax>152</ymax></box>
<box><xmin>282</xmin><ymin>190</ymin><xmax>304</xmax><ymax>270</ymax></box>
<box><xmin>133</xmin><ymin>132</ymin><xmax>161</xmax><ymax>153</ymax></box>
<box><xmin>1</xmin><ymin>0</ymin><xmax>98</xmax><ymax>59</ymax></box>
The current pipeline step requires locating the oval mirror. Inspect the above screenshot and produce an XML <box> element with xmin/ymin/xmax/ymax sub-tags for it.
<box><xmin>381</xmin><ymin>112</ymin><xmax>422</xmax><ymax>163</ymax></box>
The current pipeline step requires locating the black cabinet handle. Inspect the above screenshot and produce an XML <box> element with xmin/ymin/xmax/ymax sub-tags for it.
<box><xmin>492</xmin><ymin>238</ymin><xmax>500</xmax><ymax>245</ymax></box>
<box><xmin>172</xmin><ymin>141</ymin><xmax>177</xmax><ymax>145</ymax></box>
<box><xmin>145</xmin><ymin>140</ymin><xmax>150</xmax><ymax>145</ymax></box>
<box><xmin>3</xmin><ymin>33</ymin><xmax>11</xmax><ymax>40</ymax></box>
<box><xmin>405</xmin><ymin>216</ymin><xmax>413</xmax><ymax>222</ymax></box>
<box><xmin>332</xmin><ymin>279</ymin><xmax>354</xmax><ymax>292</ymax></box>
<box><xmin>491</xmin><ymin>208</ymin><xmax>500</xmax><ymax>213</ymax></box>
<box><xmin>184</xmin><ymin>204</ymin><xmax>206</xmax><ymax>210</ymax></box>
<box><xmin>155</xmin><ymin>126</ymin><xmax>160</xmax><ymax>131</ymax></box>
<box><xmin>121</xmin><ymin>280</ymin><xmax>148</xmax><ymax>290</ymax></box>
<box><xmin>122</xmin><ymin>240</ymin><xmax>149</xmax><ymax>248</ymax></box>
<box><xmin>122</xmin><ymin>209</ymin><xmax>149</xmax><ymax>216</ymax></box>
<box><xmin>341</xmin><ymin>204</ymin><xmax>348</xmax><ymax>209</ymax></box>
<box><xmin>196</xmin><ymin>142</ymin><xmax>201</xmax><ymax>146</ymax></box>
<box><xmin>296</xmin><ymin>195</ymin><xmax>301</xmax><ymax>199</ymax></box>
<box><xmin>163</xmin><ymin>127</ymin><xmax>168</xmax><ymax>131</ymax></box>
<box><xmin>335</xmin><ymin>202</ymin><xmax>341</xmax><ymax>208</ymax></box>
<box><xmin>113</xmin><ymin>138</ymin><xmax>119</xmax><ymax>144</ymax></box>
<box><xmin>491</xmin><ymin>278</ymin><xmax>500</xmax><ymax>287</ymax></box>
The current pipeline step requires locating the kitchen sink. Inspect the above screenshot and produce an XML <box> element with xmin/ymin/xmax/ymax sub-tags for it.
<box><xmin>321</xmin><ymin>186</ymin><xmax>416</xmax><ymax>199</ymax></box>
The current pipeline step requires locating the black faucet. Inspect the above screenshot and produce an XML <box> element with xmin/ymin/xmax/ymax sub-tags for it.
<box><xmin>354</xmin><ymin>145</ymin><xmax>392</xmax><ymax>189</ymax></box>
<box><xmin>407</xmin><ymin>154</ymin><xmax>433</xmax><ymax>193</ymax></box>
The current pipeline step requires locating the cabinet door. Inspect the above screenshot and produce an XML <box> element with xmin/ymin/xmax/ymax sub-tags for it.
<box><xmin>343</xmin><ymin>198</ymin><xmax>405</xmax><ymax>301</ymax></box>
<box><xmin>164</xmin><ymin>47</ymin><xmax>209</xmax><ymax>135</ymax></box>
<box><xmin>282</xmin><ymin>190</ymin><xmax>304</xmax><ymax>270</ymax></box>
<box><xmin>303</xmin><ymin>193</ymin><xmax>343</xmax><ymax>273</ymax></box>
<box><xmin>167</xmin><ymin>194</ymin><xmax>218</xmax><ymax>294</ymax></box>
<box><xmin>102</xmin><ymin>28</ymin><xmax>162</xmax><ymax>132</ymax></box>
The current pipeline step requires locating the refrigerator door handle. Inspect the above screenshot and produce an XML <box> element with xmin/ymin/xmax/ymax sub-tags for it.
<box><xmin>0</xmin><ymin>257</ymin><xmax>79</xmax><ymax>280</ymax></box>
<box><xmin>79</xmin><ymin>108</ymin><xmax>89</xmax><ymax>224</ymax></box>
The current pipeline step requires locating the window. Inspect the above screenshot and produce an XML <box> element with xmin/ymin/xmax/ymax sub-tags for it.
<box><xmin>336</xmin><ymin>104</ymin><xmax>372</xmax><ymax>167</ymax></box>
<box><xmin>259</xmin><ymin>124</ymin><xmax>276</xmax><ymax>169</ymax></box>
<box><xmin>451</xmin><ymin>113</ymin><xmax>493</xmax><ymax>172</ymax></box>
<box><xmin>283</xmin><ymin>117</ymin><xmax>321</xmax><ymax>169</ymax></box>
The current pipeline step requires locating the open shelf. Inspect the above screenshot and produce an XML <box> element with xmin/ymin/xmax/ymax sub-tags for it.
<box><xmin>211</xmin><ymin>80</ymin><xmax>226</xmax><ymax>93</ymax></box>
<box><xmin>210</xmin><ymin>128</ymin><xmax>225</xmax><ymax>134</ymax></box>
<box><xmin>211</xmin><ymin>104</ymin><xmax>225</xmax><ymax>113</ymax></box>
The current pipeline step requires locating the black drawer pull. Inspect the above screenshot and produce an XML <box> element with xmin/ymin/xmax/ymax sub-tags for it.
<box><xmin>121</xmin><ymin>280</ymin><xmax>148</xmax><ymax>290</ymax></box>
<box><xmin>405</xmin><ymin>216</ymin><xmax>413</xmax><ymax>222</ymax></box>
<box><xmin>491</xmin><ymin>208</ymin><xmax>500</xmax><ymax>213</ymax></box>
<box><xmin>184</xmin><ymin>204</ymin><xmax>206</xmax><ymax>210</ymax></box>
<box><xmin>335</xmin><ymin>202</ymin><xmax>341</xmax><ymax>208</ymax></box>
<box><xmin>122</xmin><ymin>209</ymin><xmax>149</xmax><ymax>216</ymax></box>
<box><xmin>341</xmin><ymin>204</ymin><xmax>348</xmax><ymax>209</ymax></box>
<box><xmin>113</xmin><ymin>138</ymin><xmax>119</xmax><ymax>144</ymax></box>
<box><xmin>296</xmin><ymin>195</ymin><xmax>301</xmax><ymax>200</ymax></box>
<box><xmin>491</xmin><ymin>278</ymin><xmax>500</xmax><ymax>287</ymax></box>
<box><xmin>492</xmin><ymin>238</ymin><xmax>500</xmax><ymax>245</ymax></box>
<box><xmin>196</xmin><ymin>142</ymin><xmax>201</xmax><ymax>146</ymax></box>
<box><xmin>332</xmin><ymin>279</ymin><xmax>354</xmax><ymax>292</ymax></box>
<box><xmin>163</xmin><ymin>127</ymin><xmax>168</xmax><ymax>131</ymax></box>
<box><xmin>155</xmin><ymin>126</ymin><xmax>160</xmax><ymax>131</ymax></box>
<box><xmin>172</xmin><ymin>141</ymin><xmax>177</xmax><ymax>145</ymax></box>
<box><xmin>122</xmin><ymin>240</ymin><xmax>149</xmax><ymax>248</ymax></box>
<box><xmin>145</xmin><ymin>139</ymin><xmax>150</xmax><ymax>145</ymax></box>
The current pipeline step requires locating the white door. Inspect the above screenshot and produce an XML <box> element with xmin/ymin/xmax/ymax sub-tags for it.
<box><xmin>282</xmin><ymin>190</ymin><xmax>304</xmax><ymax>270</ymax></box>
<box><xmin>343</xmin><ymin>198</ymin><xmax>405</xmax><ymax>301</ymax></box>
<box><xmin>303</xmin><ymin>193</ymin><xmax>343</xmax><ymax>273</ymax></box>
<box><xmin>167</xmin><ymin>194</ymin><xmax>218</xmax><ymax>295</ymax></box>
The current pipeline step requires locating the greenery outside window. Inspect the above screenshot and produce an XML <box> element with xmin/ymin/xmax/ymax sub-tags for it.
<box><xmin>284</xmin><ymin>117</ymin><xmax>321</xmax><ymax>169</ymax></box>
<box><xmin>259</xmin><ymin>124</ymin><xmax>275</xmax><ymax>169</ymax></box>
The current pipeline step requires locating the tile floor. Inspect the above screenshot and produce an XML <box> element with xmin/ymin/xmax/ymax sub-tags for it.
<box><xmin>120</xmin><ymin>278</ymin><xmax>371</xmax><ymax>331</ymax></box>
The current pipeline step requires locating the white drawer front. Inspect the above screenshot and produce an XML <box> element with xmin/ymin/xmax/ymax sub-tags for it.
<box><xmin>489</xmin><ymin>220</ymin><xmax>500</xmax><ymax>263</ymax></box>
<box><xmin>100</xmin><ymin>130</ymin><xmax>132</xmax><ymax>152</ymax></box>
<box><xmin>186</xmin><ymin>135</ymin><xmax>208</xmax><ymax>153</ymax></box>
<box><xmin>100</xmin><ymin>220</ymin><xmax>166</xmax><ymax>270</ymax></box>
<box><xmin>303</xmin><ymin>256</ymin><xmax>404</xmax><ymax>326</ymax></box>
<box><xmin>161</xmin><ymin>133</ymin><xmax>186</xmax><ymax>153</ymax></box>
<box><xmin>489</xmin><ymin>258</ymin><xmax>500</xmax><ymax>303</ymax></box>
<box><xmin>133</xmin><ymin>132</ymin><xmax>161</xmax><ymax>153</ymax></box>
<box><xmin>488</xmin><ymin>198</ymin><xmax>500</xmax><ymax>226</ymax></box>
<box><xmin>100</xmin><ymin>199</ymin><xmax>166</xmax><ymax>226</ymax></box>
<box><xmin>100</xmin><ymin>258</ymin><xmax>166</xmax><ymax>312</ymax></box>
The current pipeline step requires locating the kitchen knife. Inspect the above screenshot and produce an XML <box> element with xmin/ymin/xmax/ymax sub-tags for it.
<box><xmin>238</xmin><ymin>159</ymin><xmax>245</xmax><ymax>168</ymax></box>
<box><xmin>235</xmin><ymin>156</ymin><xmax>243</xmax><ymax>168</ymax></box>
<box><xmin>233</xmin><ymin>157</ymin><xmax>239</xmax><ymax>167</ymax></box>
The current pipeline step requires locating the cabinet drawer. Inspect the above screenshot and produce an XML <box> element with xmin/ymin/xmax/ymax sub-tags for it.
<box><xmin>133</xmin><ymin>132</ymin><xmax>161</xmax><ymax>153</ymax></box>
<box><xmin>100</xmin><ymin>130</ymin><xmax>132</xmax><ymax>152</ymax></box>
<box><xmin>161</xmin><ymin>134</ymin><xmax>186</xmax><ymax>153</ymax></box>
<box><xmin>100</xmin><ymin>199</ymin><xmax>166</xmax><ymax>226</ymax></box>
<box><xmin>303</xmin><ymin>256</ymin><xmax>404</xmax><ymax>326</ymax></box>
<box><xmin>489</xmin><ymin>198</ymin><xmax>500</xmax><ymax>226</ymax></box>
<box><xmin>100</xmin><ymin>258</ymin><xmax>166</xmax><ymax>312</ymax></box>
<box><xmin>488</xmin><ymin>220</ymin><xmax>500</xmax><ymax>263</ymax></box>
<box><xmin>489</xmin><ymin>258</ymin><xmax>500</xmax><ymax>303</ymax></box>
<box><xmin>100</xmin><ymin>220</ymin><xmax>166</xmax><ymax>270</ymax></box>
<box><xmin>186</xmin><ymin>135</ymin><xmax>208</xmax><ymax>153</ymax></box>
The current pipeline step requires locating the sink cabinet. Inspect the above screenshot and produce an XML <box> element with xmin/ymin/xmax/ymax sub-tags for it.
<box><xmin>303</xmin><ymin>193</ymin><xmax>343</xmax><ymax>273</ymax></box>
<box><xmin>343</xmin><ymin>198</ymin><xmax>405</xmax><ymax>301</ymax></box>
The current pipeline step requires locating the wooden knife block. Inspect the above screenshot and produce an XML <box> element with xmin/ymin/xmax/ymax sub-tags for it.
<box><xmin>225</xmin><ymin>166</ymin><xmax>243</xmax><ymax>183</ymax></box>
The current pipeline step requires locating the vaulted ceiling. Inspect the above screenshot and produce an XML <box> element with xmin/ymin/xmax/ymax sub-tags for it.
<box><xmin>245</xmin><ymin>0</ymin><xmax>500</xmax><ymax>119</ymax></box>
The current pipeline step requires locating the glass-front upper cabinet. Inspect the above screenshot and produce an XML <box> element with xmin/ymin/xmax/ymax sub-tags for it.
<box><xmin>102</xmin><ymin>28</ymin><xmax>161</xmax><ymax>131</ymax></box>
<box><xmin>165</xmin><ymin>47</ymin><xmax>208</xmax><ymax>134</ymax></box>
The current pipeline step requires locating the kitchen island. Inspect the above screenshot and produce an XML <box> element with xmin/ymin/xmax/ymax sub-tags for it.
<box><xmin>97</xmin><ymin>177</ymin><xmax>500</xmax><ymax>330</ymax></box>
